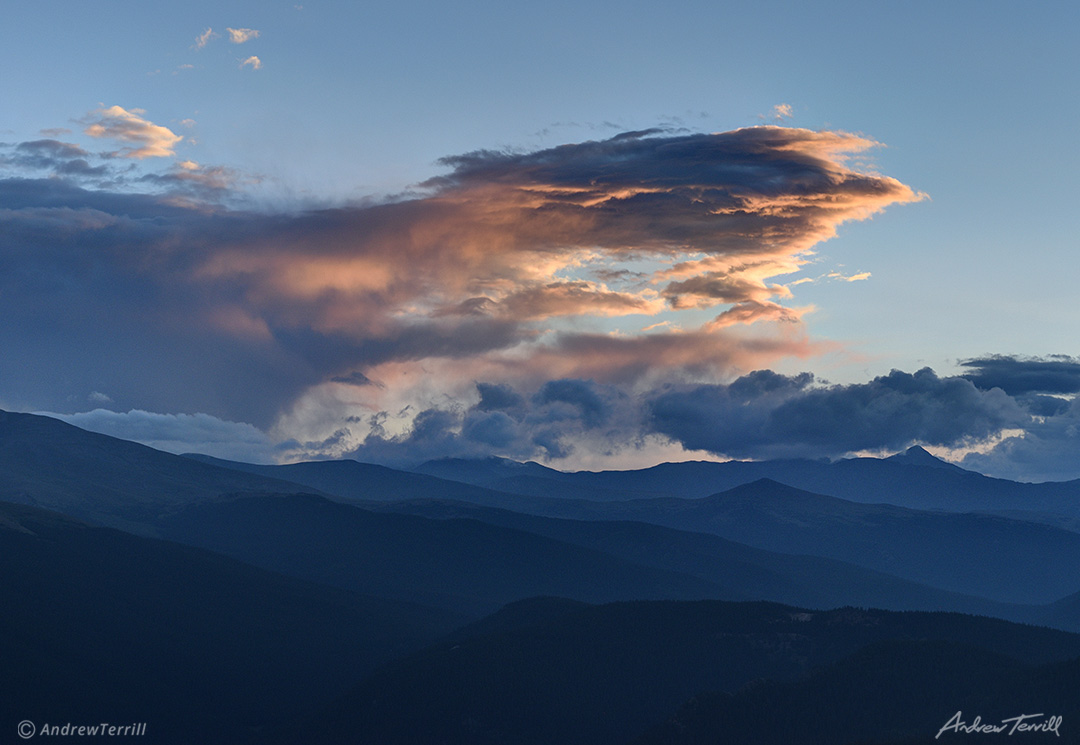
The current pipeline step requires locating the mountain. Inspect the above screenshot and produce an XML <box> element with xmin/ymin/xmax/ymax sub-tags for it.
<box><xmin>153</xmin><ymin>492</ymin><xmax>729</xmax><ymax>617</ymax></box>
<box><xmin>884</xmin><ymin>444</ymin><xmax>968</xmax><ymax>470</ymax></box>
<box><xmin>0</xmin><ymin>500</ymin><xmax>459</xmax><ymax>745</ymax></box>
<box><xmin>0</xmin><ymin>410</ymin><xmax>313</xmax><ymax>532</ymax></box>
<box><xmin>185</xmin><ymin>452</ymin><xmax>548</xmax><ymax>509</ymax></box>
<box><xmin>414</xmin><ymin>450</ymin><xmax>1080</xmax><ymax>517</ymax></box>
<box><xmin>270</xmin><ymin>599</ymin><xmax>1080</xmax><ymax>745</ymax></box>
<box><xmin>412</xmin><ymin>478</ymin><xmax>1080</xmax><ymax>605</ymax></box>
<box><xmin>367</xmin><ymin>497</ymin><xmax>1040</xmax><ymax>626</ymax></box>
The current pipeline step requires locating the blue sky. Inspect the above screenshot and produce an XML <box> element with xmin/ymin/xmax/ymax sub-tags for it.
<box><xmin>3</xmin><ymin>1</ymin><xmax>1080</xmax><ymax>479</ymax></box>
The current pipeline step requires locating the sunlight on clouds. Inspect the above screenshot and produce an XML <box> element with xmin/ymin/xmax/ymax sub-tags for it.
<box><xmin>82</xmin><ymin>105</ymin><xmax>182</xmax><ymax>159</ymax></box>
<box><xmin>193</xmin><ymin>27</ymin><xmax>217</xmax><ymax>49</ymax></box>
<box><xmin>227</xmin><ymin>28</ymin><xmax>261</xmax><ymax>44</ymax></box>
<box><xmin>240</xmin><ymin>56</ymin><xmax>263</xmax><ymax>70</ymax></box>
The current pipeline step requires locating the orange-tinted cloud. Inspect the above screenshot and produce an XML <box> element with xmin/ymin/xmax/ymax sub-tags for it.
<box><xmin>82</xmin><ymin>106</ymin><xmax>183</xmax><ymax>159</ymax></box>
<box><xmin>1</xmin><ymin>126</ymin><xmax>919</xmax><ymax>430</ymax></box>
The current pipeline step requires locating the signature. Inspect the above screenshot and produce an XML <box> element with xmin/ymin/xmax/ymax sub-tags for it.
<box><xmin>937</xmin><ymin>711</ymin><xmax>1062</xmax><ymax>738</ymax></box>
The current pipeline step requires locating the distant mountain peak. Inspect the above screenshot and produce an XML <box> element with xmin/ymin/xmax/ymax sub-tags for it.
<box><xmin>886</xmin><ymin>445</ymin><xmax>963</xmax><ymax>471</ymax></box>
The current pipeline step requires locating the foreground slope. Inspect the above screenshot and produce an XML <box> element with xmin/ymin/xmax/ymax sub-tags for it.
<box><xmin>272</xmin><ymin>598</ymin><xmax>1080</xmax><ymax>745</ymax></box>
<box><xmin>0</xmin><ymin>501</ymin><xmax>459</xmax><ymax>745</ymax></box>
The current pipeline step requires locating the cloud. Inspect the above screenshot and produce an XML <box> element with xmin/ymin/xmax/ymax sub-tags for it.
<box><xmin>82</xmin><ymin>106</ymin><xmax>183</xmax><ymax>159</ymax></box>
<box><xmin>960</xmin><ymin>354</ymin><xmax>1080</xmax><ymax>396</ymax></box>
<box><xmin>138</xmin><ymin>159</ymin><xmax>245</xmax><ymax>200</ymax></box>
<box><xmin>0</xmin><ymin>139</ymin><xmax>108</xmax><ymax>178</ymax></box>
<box><xmin>227</xmin><ymin>28</ymin><xmax>260</xmax><ymax>44</ymax></box>
<box><xmin>340</xmin><ymin>366</ymin><xmax>1031</xmax><ymax>469</ymax></box>
<box><xmin>646</xmin><ymin>368</ymin><xmax>1027</xmax><ymax>460</ymax></box>
<box><xmin>240</xmin><ymin>56</ymin><xmax>262</xmax><ymax>70</ymax></box>
<box><xmin>194</xmin><ymin>27</ymin><xmax>217</xmax><ymax>49</ymax></box>
<box><xmin>0</xmin><ymin>126</ymin><xmax>919</xmax><ymax>430</ymax></box>
<box><xmin>45</xmin><ymin>409</ymin><xmax>278</xmax><ymax>463</ymax></box>
<box><xmin>960</xmin><ymin>397</ymin><xmax>1080</xmax><ymax>482</ymax></box>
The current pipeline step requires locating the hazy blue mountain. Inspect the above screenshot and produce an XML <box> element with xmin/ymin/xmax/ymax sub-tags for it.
<box><xmin>415</xmin><ymin>447</ymin><xmax>1080</xmax><ymax>517</ymax></box>
<box><xmin>0</xmin><ymin>410</ymin><xmax>315</xmax><ymax>532</ymax></box>
<box><xmin>0</xmin><ymin>500</ymin><xmax>459</xmax><ymax>745</ymax></box>
<box><xmin>422</xmin><ymin>478</ymin><xmax>1080</xmax><ymax>605</ymax></box>
<box><xmin>153</xmin><ymin>492</ymin><xmax>729</xmax><ymax>617</ymax></box>
<box><xmin>272</xmin><ymin>599</ymin><xmax>1080</xmax><ymax>745</ymax></box>
<box><xmin>414</xmin><ymin>455</ymin><xmax>672</xmax><ymax>501</ymax></box>
<box><xmin>185</xmin><ymin>452</ymin><xmax>550</xmax><ymax>509</ymax></box>
<box><xmin>368</xmin><ymin>498</ymin><xmax>1044</xmax><ymax>627</ymax></box>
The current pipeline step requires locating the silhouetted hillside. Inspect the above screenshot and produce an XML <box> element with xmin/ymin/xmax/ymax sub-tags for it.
<box><xmin>635</xmin><ymin>639</ymin><xmax>1080</xmax><ymax>744</ymax></box>
<box><xmin>274</xmin><ymin>599</ymin><xmax>1080</xmax><ymax>745</ymax></box>
<box><xmin>0</xmin><ymin>501</ymin><xmax>459</xmax><ymax>745</ymax></box>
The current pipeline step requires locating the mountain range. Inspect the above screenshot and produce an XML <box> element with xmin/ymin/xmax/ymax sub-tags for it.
<box><xmin>3</xmin><ymin>408</ymin><xmax>1080</xmax><ymax>743</ymax></box>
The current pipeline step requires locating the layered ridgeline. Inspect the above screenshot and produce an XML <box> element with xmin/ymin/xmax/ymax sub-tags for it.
<box><xmin>4</xmin><ymin>409</ymin><xmax>1067</xmax><ymax>623</ymax></box>
<box><xmin>268</xmin><ymin>598</ymin><xmax>1080</xmax><ymax>745</ymax></box>
<box><xmin>197</xmin><ymin>448</ymin><xmax>1080</xmax><ymax>609</ymax></box>
<box><xmin>412</xmin><ymin>449</ymin><xmax>1080</xmax><ymax>523</ymax></box>
<box><xmin>5</xmin><ymin>409</ymin><xmax>1080</xmax><ymax>744</ymax></box>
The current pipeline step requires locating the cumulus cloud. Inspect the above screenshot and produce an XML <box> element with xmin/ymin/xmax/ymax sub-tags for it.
<box><xmin>647</xmin><ymin>368</ymin><xmax>1027</xmax><ymax>460</ymax></box>
<box><xmin>227</xmin><ymin>28</ymin><xmax>260</xmax><ymax>43</ymax></box>
<box><xmin>240</xmin><ymin>56</ymin><xmax>262</xmax><ymax>70</ymax></box>
<box><xmin>82</xmin><ymin>106</ymin><xmax>183</xmax><ymax>159</ymax></box>
<box><xmin>0</xmin><ymin>126</ymin><xmax>919</xmax><ymax>431</ymax></box>
<box><xmin>338</xmin><ymin>367</ymin><xmax>1033</xmax><ymax>469</ymax></box>
<box><xmin>960</xmin><ymin>397</ymin><xmax>1080</xmax><ymax>482</ymax></box>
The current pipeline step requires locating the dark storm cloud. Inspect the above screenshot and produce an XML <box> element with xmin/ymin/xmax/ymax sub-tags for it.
<box><xmin>959</xmin><ymin>355</ymin><xmax>1080</xmax><ymax>395</ymax></box>
<box><xmin>646</xmin><ymin>368</ymin><xmax>1028</xmax><ymax>460</ymax></box>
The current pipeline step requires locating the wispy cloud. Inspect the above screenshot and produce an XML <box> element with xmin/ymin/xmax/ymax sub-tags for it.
<box><xmin>240</xmin><ymin>56</ymin><xmax>262</xmax><ymax>70</ymax></box>
<box><xmin>193</xmin><ymin>27</ymin><xmax>217</xmax><ymax>49</ymax></box>
<box><xmin>82</xmin><ymin>105</ymin><xmax>182</xmax><ymax>159</ymax></box>
<box><xmin>227</xmin><ymin>27</ymin><xmax>260</xmax><ymax>44</ymax></box>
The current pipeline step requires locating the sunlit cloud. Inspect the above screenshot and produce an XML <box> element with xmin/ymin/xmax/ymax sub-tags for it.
<box><xmin>227</xmin><ymin>27</ymin><xmax>260</xmax><ymax>44</ymax></box>
<box><xmin>0</xmin><ymin>126</ymin><xmax>919</xmax><ymax>434</ymax></box>
<box><xmin>193</xmin><ymin>27</ymin><xmax>217</xmax><ymax>49</ymax></box>
<box><xmin>240</xmin><ymin>56</ymin><xmax>262</xmax><ymax>70</ymax></box>
<box><xmin>827</xmin><ymin>270</ymin><xmax>871</xmax><ymax>282</ymax></box>
<box><xmin>82</xmin><ymin>105</ymin><xmax>183</xmax><ymax>159</ymax></box>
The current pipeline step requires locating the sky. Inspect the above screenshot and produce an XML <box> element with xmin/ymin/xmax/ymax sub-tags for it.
<box><xmin>3</xmin><ymin>1</ymin><xmax>1080</xmax><ymax>481</ymax></box>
